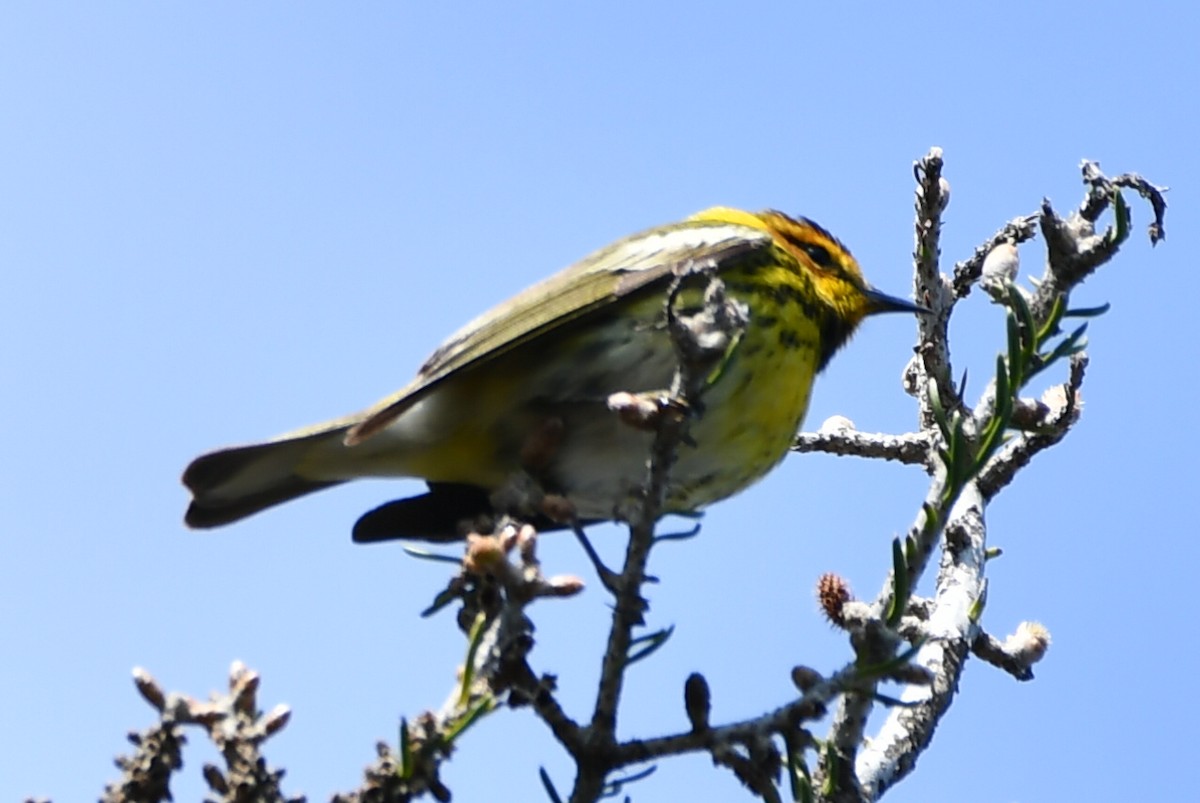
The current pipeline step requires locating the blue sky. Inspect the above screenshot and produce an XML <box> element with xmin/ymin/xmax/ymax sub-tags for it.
<box><xmin>2</xmin><ymin>3</ymin><xmax>1195</xmax><ymax>801</ymax></box>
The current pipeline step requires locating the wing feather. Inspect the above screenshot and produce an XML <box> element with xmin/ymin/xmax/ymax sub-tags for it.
<box><xmin>345</xmin><ymin>221</ymin><xmax>773</xmax><ymax>444</ymax></box>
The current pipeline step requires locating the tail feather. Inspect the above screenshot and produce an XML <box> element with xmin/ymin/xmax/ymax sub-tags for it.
<box><xmin>351</xmin><ymin>483</ymin><xmax>599</xmax><ymax>544</ymax></box>
<box><xmin>351</xmin><ymin>482</ymin><xmax>493</xmax><ymax>543</ymax></box>
<box><xmin>183</xmin><ymin>428</ymin><xmax>350</xmax><ymax>528</ymax></box>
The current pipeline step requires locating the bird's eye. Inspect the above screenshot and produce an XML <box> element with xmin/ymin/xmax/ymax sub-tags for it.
<box><xmin>801</xmin><ymin>242</ymin><xmax>833</xmax><ymax>268</ymax></box>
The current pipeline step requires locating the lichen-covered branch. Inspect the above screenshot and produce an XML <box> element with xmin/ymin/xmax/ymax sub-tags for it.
<box><xmin>106</xmin><ymin>663</ymin><xmax>296</xmax><ymax>803</ymax></box>
<box><xmin>793</xmin><ymin>425</ymin><xmax>930</xmax><ymax>465</ymax></box>
<box><xmin>814</xmin><ymin>154</ymin><xmax>1165</xmax><ymax>801</ymax></box>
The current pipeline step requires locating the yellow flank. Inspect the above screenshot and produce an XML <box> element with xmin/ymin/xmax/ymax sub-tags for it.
<box><xmin>182</xmin><ymin>208</ymin><xmax>924</xmax><ymax>537</ymax></box>
<box><xmin>668</xmin><ymin>275</ymin><xmax>823</xmax><ymax>509</ymax></box>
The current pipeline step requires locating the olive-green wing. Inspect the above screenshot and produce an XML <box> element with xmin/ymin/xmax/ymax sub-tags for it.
<box><xmin>345</xmin><ymin>219</ymin><xmax>774</xmax><ymax>444</ymax></box>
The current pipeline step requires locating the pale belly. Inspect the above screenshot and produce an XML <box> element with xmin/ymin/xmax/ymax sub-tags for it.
<box><xmin>369</xmin><ymin>298</ymin><xmax>822</xmax><ymax>521</ymax></box>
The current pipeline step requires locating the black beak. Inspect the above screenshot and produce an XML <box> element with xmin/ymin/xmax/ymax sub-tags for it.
<box><xmin>863</xmin><ymin>286</ymin><xmax>931</xmax><ymax>316</ymax></box>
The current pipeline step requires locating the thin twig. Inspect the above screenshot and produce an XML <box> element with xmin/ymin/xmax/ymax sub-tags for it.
<box><xmin>571</xmin><ymin>265</ymin><xmax>748</xmax><ymax>802</ymax></box>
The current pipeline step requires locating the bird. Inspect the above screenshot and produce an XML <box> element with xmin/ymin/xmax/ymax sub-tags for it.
<box><xmin>183</xmin><ymin>207</ymin><xmax>925</xmax><ymax>542</ymax></box>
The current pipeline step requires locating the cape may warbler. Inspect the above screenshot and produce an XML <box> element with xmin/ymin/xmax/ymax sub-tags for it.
<box><xmin>183</xmin><ymin>208</ymin><xmax>923</xmax><ymax>541</ymax></box>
